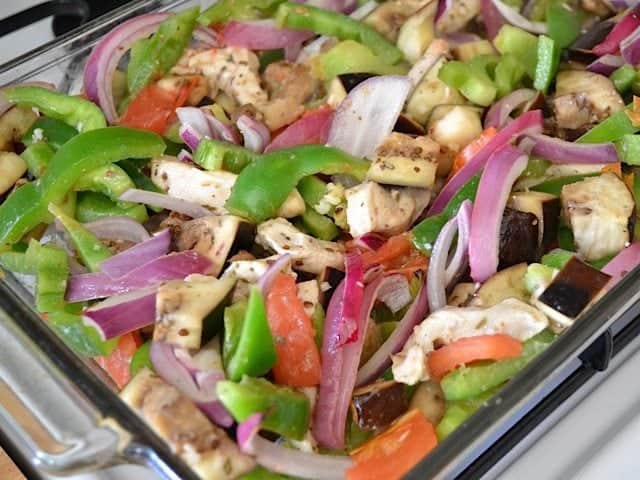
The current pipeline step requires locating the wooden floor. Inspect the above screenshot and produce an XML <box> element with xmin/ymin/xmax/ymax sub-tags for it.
<box><xmin>0</xmin><ymin>446</ymin><xmax>24</xmax><ymax>480</ymax></box>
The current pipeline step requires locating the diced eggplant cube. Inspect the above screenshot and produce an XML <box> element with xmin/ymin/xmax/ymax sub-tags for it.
<box><xmin>510</xmin><ymin>191</ymin><xmax>560</xmax><ymax>253</ymax></box>
<box><xmin>499</xmin><ymin>208</ymin><xmax>540</xmax><ymax>269</ymax></box>
<box><xmin>351</xmin><ymin>381</ymin><xmax>408</xmax><ymax>431</ymax></box>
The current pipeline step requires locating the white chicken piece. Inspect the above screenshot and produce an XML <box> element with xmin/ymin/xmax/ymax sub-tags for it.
<box><xmin>186</xmin><ymin>47</ymin><xmax>268</xmax><ymax>109</ymax></box>
<box><xmin>345</xmin><ymin>181</ymin><xmax>431</xmax><ymax>238</ymax></box>
<box><xmin>392</xmin><ymin>298</ymin><xmax>549</xmax><ymax>385</ymax></box>
<box><xmin>225</xmin><ymin>254</ymin><xmax>295</xmax><ymax>283</ymax></box>
<box><xmin>154</xmin><ymin>274</ymin><xmax>236</xmax><ymax>350</ymax></box>
<box><xmin>561</xmin><ymin>173</ymin><xmax>634</xmax><ymax>262</ymax></box>
<box><xmin>256</xmin><ymin>218</ymin><xmax>345</xmax><ymax>274</ymax></box>
<box><xmin>120</xmin><ymin>368</ymin><xmax>254</xmax><ymax>479</ymax></box>
<box><xmin>151</xmin><ymin>157</ymin><xmax>305</xmax><ymax>218</ymax></box>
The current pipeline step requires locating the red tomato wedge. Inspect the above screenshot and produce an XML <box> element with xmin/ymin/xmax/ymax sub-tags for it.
<box><xmin>119</xmin><ymin>78</ymin><xmax>198</xmax><ymax>134</ymax></box>
<box><xmin>346</xmin><ymin>409</ymin><xmax>438</xmax><ymax>480</ymax></box>
<box><xmin>428</xmin><ymin>334</ymin><xmax>523</xmax><ymax>380</ymax></box>
<box><xmin>94</xmin><ymin>332</ymin><xmax>142</xmax><ymax>389</ymax></box>
<box><xmin>360</xmin><ymin>233</ymin><xmax>429</xmax><ymax>279</ymax></box>
<box><xmin>265</xmin><ymin>273</ymin><xmax>321</xmax><ymax>387</ymax></box>
<box><xmin>449</xmin><ymin>127</ymin><xmax>498</xmax><ymax>178</ymax></box>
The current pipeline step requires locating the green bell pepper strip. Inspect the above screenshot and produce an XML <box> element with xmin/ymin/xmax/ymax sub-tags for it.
<box><xmin>48</xmin><ymin>310</ymin><xmax>118</xmax><ymax>357</ymax></box>
<box><xmin>48</xmin><ymin>204</ymin><xmax>112</xmax><ymax>273</ymax></box>
<box><xmin>194</xmin><ymin>138</ymin><xmax>260</xmax><ymax>173</ymax></box>
<box><xmin>217</xmin><ymin>376</ymin><xmax>310</xmax><ymax>440</ymax></box>
<box><xmin>523</xmin><ymin>263</ymin><xmax>555</xmax><ymax>295</ymax></box>
<box><xmin>531</xmin><ymin>174</ymin><xmax>597</xmax><ymax>196</ymax></box>
<box><xmin>441</xmin><ymin>329</ymin><xmax>557</xmax><ymax>401</ymax></box>
<box><xmin>0</xmin><ymin>251</ymin><xmax>36</xmax><ymax>275</ymax></box>
<box><xmin>21</xmin><ymin>141</ymin><xmax>55</xmax><ymax>178</ymax></box>
<box><xmin>118</xmin><ymin>159</ymin><xmax>163</xmax><ymax>194</ymax></box>
<box><xmin>616</xmin><ymin>134</ymin><xmax>640</xmax><ymax>165</ymax></box>
<box><xmin>223</xmin><ymin>300</ymin><xmax>246</xmax><ymax>369</ymax></box>
<box><xmin>311</xmin><ymin>303</ymin><xmax>325</xmax><ymax>350</ymax></box>
<box><xmin>436</xmin><ymin>387</ymin><xmax>499</xmax><ymax>440</ymax></box>
<box><xmin>611</xmin><ymin>65</ymin><xmax>637</xmax><ymax>94</ymax></box>
<box><xmin>223</xmin><ymin>287</ymin><xmax>277</xmax><ymax>381</ymax></box>
<box><xmin>412</xmin><ymin>173</ymin><xmax>481</xmax><ymax>254</ymax></box>
<box><xmin>0</xmin><ymin>127</ymin><xmax>164</xmax><ymax>246</ymax></box>
<box><xmin>76</xmin><ymin>192</ymin><xmax>149</xmax><ymax>224</ymax></box>
<box><xmin>22</xmin><ymin>117</ymin><xmax>78</xmax><ymax>150</ymax></box>
<box><xmin>275</xmin><ymin>3</ymin><xmax>404</xmax><ymax>65</ymax></box>
<box><xmin>127</xmin><ymin>7</ymin><xmax>199</xmax><ymax>98</ymax></box>
<box><xmin>130</xmin><ymin>341</ymin><xmax>153</xmax><ymax>377</ymax></box>
<box><xmin>493</xmin><ymin>25</ymin><xmax>538</xmax><ymax>78</ymax></box>
<box><xmin>297</xmin><ymin>175</ymin><xmax>328</xmax><ymax>208</ymax></box>
<box><xmin>315</xmin><ymin>40</ymin><xmax>408</xmax><ymax>80</ymax></box>
<box><xmin>198</xmin><ymin>0</ymin><xmax>286</xmax><ymax>26</ymax></box>
<box><xmin>74</xmin><ymin>164</ymin><xmax>137</xmax><ymax>205</ymax></box>
<box><xmin>533</xmin><ymin>35</ymin><xmax>560</xmax><ymax>93</ymax></box>
<box><xmin>577</xmin><ymin>108</ymin><xmax>638</xmax><ymax>143</ymax></box>
<box><xmin>546</xmin><ymin>3</ymin><xmax>580</xmax><ymax>49</ymax></box>
<box><xmin>226</xmin><ymin>145</ymin><xmax>369</xmax><ymax>223</ymax></box>
<box><xmin>23</xmin><ymin>239</ymin><xmax>69</xmax><ymax>313</ymax></box>
<box><xmin>2</xmin><ymin>86</ymin><xmax>106</xmax><ymax>132</ymax></box>
<box><xmin>541</xmin><ymin>249</ymin><xmax>574</xmax><ymax>269</ymax></box>
<box><xmin>438</xmin><ymin>60</ymin><xmax>497</xmax><ymax>107</ymax></box>
<box><xmin>299</xmin><ymin>207</ymin><xmax>339</xmax><ymax>241</ymax></box>
<box><xmin>494</xmin><ymin>54</ymin><xmax>526</xmax><ymax>98</ymax></box>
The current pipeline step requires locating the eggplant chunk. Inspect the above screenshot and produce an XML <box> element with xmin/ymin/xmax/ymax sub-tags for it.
<box><xmin>364</xmin><ymin>0</ymin><xmax>433</xmax><ymax>41</ymax></box>
<box><xmin>499</xmin><ymin>208</ymin><xmax>540</xmax><ymax>269</ymax></box>
<box><xmin>0</xmin><ymin>152</ymin><xmax>27</xmax><ymax>195</ymax></box>
<box><xmin>154</xmin><ymin>274</ymin><xmax>236</xmax><ymax>350</ymax></box>
<box><xmin>435</xmin><ymin>0</ymin><xmax>480</xmax><ymax>34</ymax></box>
<box><xmin>121</xmin><ymin>369</ymin><xmax>254</xmax><ymax>479</ymax></box>
<box><xmin>470</xmin><ymin>263</ymin><xmax>529</xmax><ymax>308</ymax></box>
<box><xmin>561</xmin><ymin>173</ymin><xmax>634</xmax><ymax>262</ymax></box>
<box><xmin>351</xmin><ymin>381</ymin><xmax>409</xmax><ymax>431</ymax></box>
<box><xmin>0</xmin><ymin>106</ymin><xmax>38</xmax><ymax>151</ymax></box>
<box><xmin>552</xmin><ymin>71</ymin><xmax>624</xmax><ymax>132</ymax></box>
<box><xmin>397</xmin><ymin>0</ymin><xmax>438</xmax><ymax>63</ymax></box>
<box><xmin>447</xmin><ymin>282</ymin><xmax>477</xmax><ymax>307</ymax></box>
<box><xmin>535</xmin><ymin>256</ymin><xmax>611</xmax><ymax>330</ymax></box>
<box><xmin>428</xmin><ymin>106</ymin><xmax>483</xmax><ymax>156</ymax></box>
<box><xmin>392</xmin><ymin>298</ymin><xmax>548</xmax><ymax>385</ymax></box>
<box><xmin>510</xmin><ymin>191</ymin><xmax>560</xmax><ymax>253</ymax></box>
<box><xmin>345</xmin><ymin>181</ymin><xmax>431</xmax><ymax>237</ymax></box>
<box><xmin>175</xmin><ymin>215</ymin><xmax>246</xmax><ymax>277</ymax></box>
<box><xmin>368</xmin><ymin>132</ymin><xmax>439</xmax><ymax>188</ymax></box>
<box><xmin>409</xmin><ymin>380</ymin><xmax>445</xmax><ymax>425</ymax></box>
<box><xmin>151</xmin><ymin>157</ymin><xmax>305</xmax><ymax>218</ymax></box>
<box><xmin>256</xmin><ymin>218</ymin><xmax>345</xmax><ymax>274</ymax></box>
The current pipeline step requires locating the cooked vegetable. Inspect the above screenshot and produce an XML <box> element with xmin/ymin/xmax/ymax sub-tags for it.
<box><xmin>498</xmin><ymin>207</ymin><xmax>540</xmax><ymax>268</ymax></box>
<box><xmin>351</xmin><ymin>380</ymin><xmax>409</xmax><ymax>431</ymax></box>
<box><xmin>0</xmin><ymin>152</ymin><xmax>27</xmax><ymax>195</ymax></box>
<box><xmin>409</xmin><ymin>380</ymin><xmax>445</xmax><ymax>425</ymax></box>
<box><xmin>509</xmin><ymin>191</ymin><xmax>560</xmax><ymax>252</ymax></box>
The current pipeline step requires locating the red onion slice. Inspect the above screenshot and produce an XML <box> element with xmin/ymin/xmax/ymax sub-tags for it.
<box><xmin>192</xmin><ymin>26</ymin><xmax>220</xmax><ymax>47</ymax></box>
<box><xmin>435</xmin><ymin>0</ymin><xmax>452</xmax><ymax>22</ymax></box>
<box><xmin>377</xmin><ymin>275</ymin><xmax>412</xmax><ymax>313</ymax></box>
<box><xmin>428</xmin><ymin>109</ymin><xmax>542</xmax><ymax>216</ymax></box>
<box><xmin>469</xmin><ymin>144</ymin><xmax>528</xmax><ymax>282</ymax></box>
<box><xmin>327</xmin><ymin>75</ymin><xmax>412</xmax><ymax>160</ymax></box>
<box><xmin>445</xmin><ymin>200</ymin><xmax>472</xmax><ymax>285</ymax></box>
<box><xmin>335</xmin><ymin>250</ymin><xmax>365</xmax><ymax>348</ymax></box>
<box><xmin>481</xmin><ymin>0</ymin><xmax>506</xmax><ymax>40</ymax></box>
<box><xmin>490</xmin><ymin>0</ymin><xmax>547</xmax><ymax>34</ymax></box>
<box><xmin>524</xmin><ymin>133</ymin><xmax>619</xmax><ymax>164</ymax></box>
<box><xmin>66</xmin><ymin>251</ymin><xmax>212</xmax><ymax>302</ymax></box>
<box><xmin>238</xmin><ymin>413</ymin><xmax>352</xmax><ymax>480</ymax></box>
<box><xmin>355</xmin><ymin>279</ymin><xmax>428</xmax><ymax>387</ymax></box>
<box><xmin>150</xmin><ymin>341</ymin><xmax>233</xmax><ymax>427</ymax></box>
<box><xmin>352</xmin><ymin>232</ymin><xmax>386</xmax><ymax>251</ymax></box>
<box><xmin>407</xmin><ymin>39</ymin><xmax>448</xmax><ymax>89</ymax></box>
<box><xmin>602</xmin><ymin>242</ymin><xmax>640</xmax><ymax>287</ymax></box>
<box><xmin>256</xmin><ymin>254</ymin><xmax>292</xmax><ymax>298</ymax></box>
<box><xmin>594</xmin><ymin>6</ymin><xmax>640</xmax><ymax>57</ymax></box>
<box><xmin>621</xmin><ymin>25</ymin><xmax>640</xmax><ymax>65</ymax></box>
<box><xmin>236</xmin><ymin>115</ymin><xmax>271</xmax><ymax>153</ymax></box>
<box><xmin>264</xmin><ymin>107</ymin><xmax>334</xmax><ymax>153</ymax></box>
<box><xmin>314</xmin><ymin>274</ymin><xmax>396</xmax><ymax>449</ymax></box>
<box><xmin>586</xmin><ymin>54</ymin><xmax>626</xmax><ymax>76</ymax></box>
<box><xmin>177</xmin><ymin>107</ymin><xmax>240</xmax><ymax>151</ymax></box>
<box><xmin>443</xmin><ymin>32</ymin><xmax>483</xmax><ymax>46</ymax></box>
<box><xmin>427</xmin><ymin>215</ymin><xmax>459</xmax><ymax>312</ymax></box>
<box><xmin>83</xmin><ymin>13</ymin><xmax>169</xmax><ymax>123</ymax></box>
<box><xmin>484</xmin><ymin>88</ymin><xmax>536</xmax><ymax>129</ymax></box>
<box><xmin>222</xmin><ymin>19</ymin><xmax>314</xmax><ymax>50</ymax></box>
<box><xmin>84</xmin><ymin>216</ymin><xmax>150</xmax><ymax>244</ymax></box>
<box><xmin>119</xmin><ymin>189</ymin><xmax>211</xmax><ymax>218</ymax></box>
<box><xmin>177</xmin><ymin>149</ymin><xmax>194</xmax><ymax>163</ymax></box>
<box><xmin>84</xmin><ymin>287</ymin><xmax>156</xmax><ymax>339</ymax></box>
<box><xmin>99</xmin><ymin>229</ymin><xmax>171</xmax><ymax>278</ymax></box>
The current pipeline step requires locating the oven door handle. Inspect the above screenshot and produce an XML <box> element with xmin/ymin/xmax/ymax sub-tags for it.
<box><xmin>0</xmin><ymin>306</ymin><xmax>121</xmax><ymax>475</ymax></box>
<box><xmin>0</xmin><ymin>0</ymin><xmax>90</xmax><ymax>38</ymax></box>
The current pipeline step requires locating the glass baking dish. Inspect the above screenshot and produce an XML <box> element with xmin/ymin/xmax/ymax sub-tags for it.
<box><xmin>1</xmin><ymin>1</ymin><xmax>640</xmax><ymax>478</ymax></box>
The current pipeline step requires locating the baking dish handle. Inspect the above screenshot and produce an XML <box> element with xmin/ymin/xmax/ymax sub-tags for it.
<box><xmin>0</xmin><ymin>307</ymin><xmax>121</xmax><ymax>475</ymax></box>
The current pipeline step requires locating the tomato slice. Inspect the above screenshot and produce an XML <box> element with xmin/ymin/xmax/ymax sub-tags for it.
<box><xmin>428</xmin><ymin>334</ymin><xmax>523</xmax><ymax>380</ymax></box>
<box><xmin>346</xmin><ymin>409</ymin><xmax>438</xmax><ymax>480</ymax></box>
<box><xmin>94</xmin><ymin>332</ymin><xmax>142</xmax><ymax>389</ymax></box>
<box><xmin>119</xmin><ymin>78</ymin><xmax>198</xmax><ymax>134</ymax></box>
<box><xmin>449</xmin><ymin>127</ymin><xmax>498</xmax><ymax>178</ymax></box>
<box><xmin>265</xmin><ymin>273</ymin><xmax>322</xmax><ymax>387</ymax></box>
<box><xmin>360</xmin><ymin>233</ymin><xmax>429</xmax><ymax>279</ymax></box>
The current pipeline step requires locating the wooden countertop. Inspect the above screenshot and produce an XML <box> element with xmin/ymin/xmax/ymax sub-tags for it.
<box><xmin>0</xmin><ymin>446</ymin><xmax>24</xmax><ymax>480</ymax></box>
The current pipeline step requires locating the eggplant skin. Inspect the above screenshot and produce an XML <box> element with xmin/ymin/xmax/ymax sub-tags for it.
<box><xmin>538</xmin><ymin>257</ymin><xmax>611</xmax><ymax>318</ymax></box>
<box><xmin>499</xmin><ymin>208</ymin><xmax>540</xmax><ymax>269</ymax></box>
<box><xmin>351</xmin><ymin>381</ymin><xmax>408</xmax><ymax>431</ymax></box>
